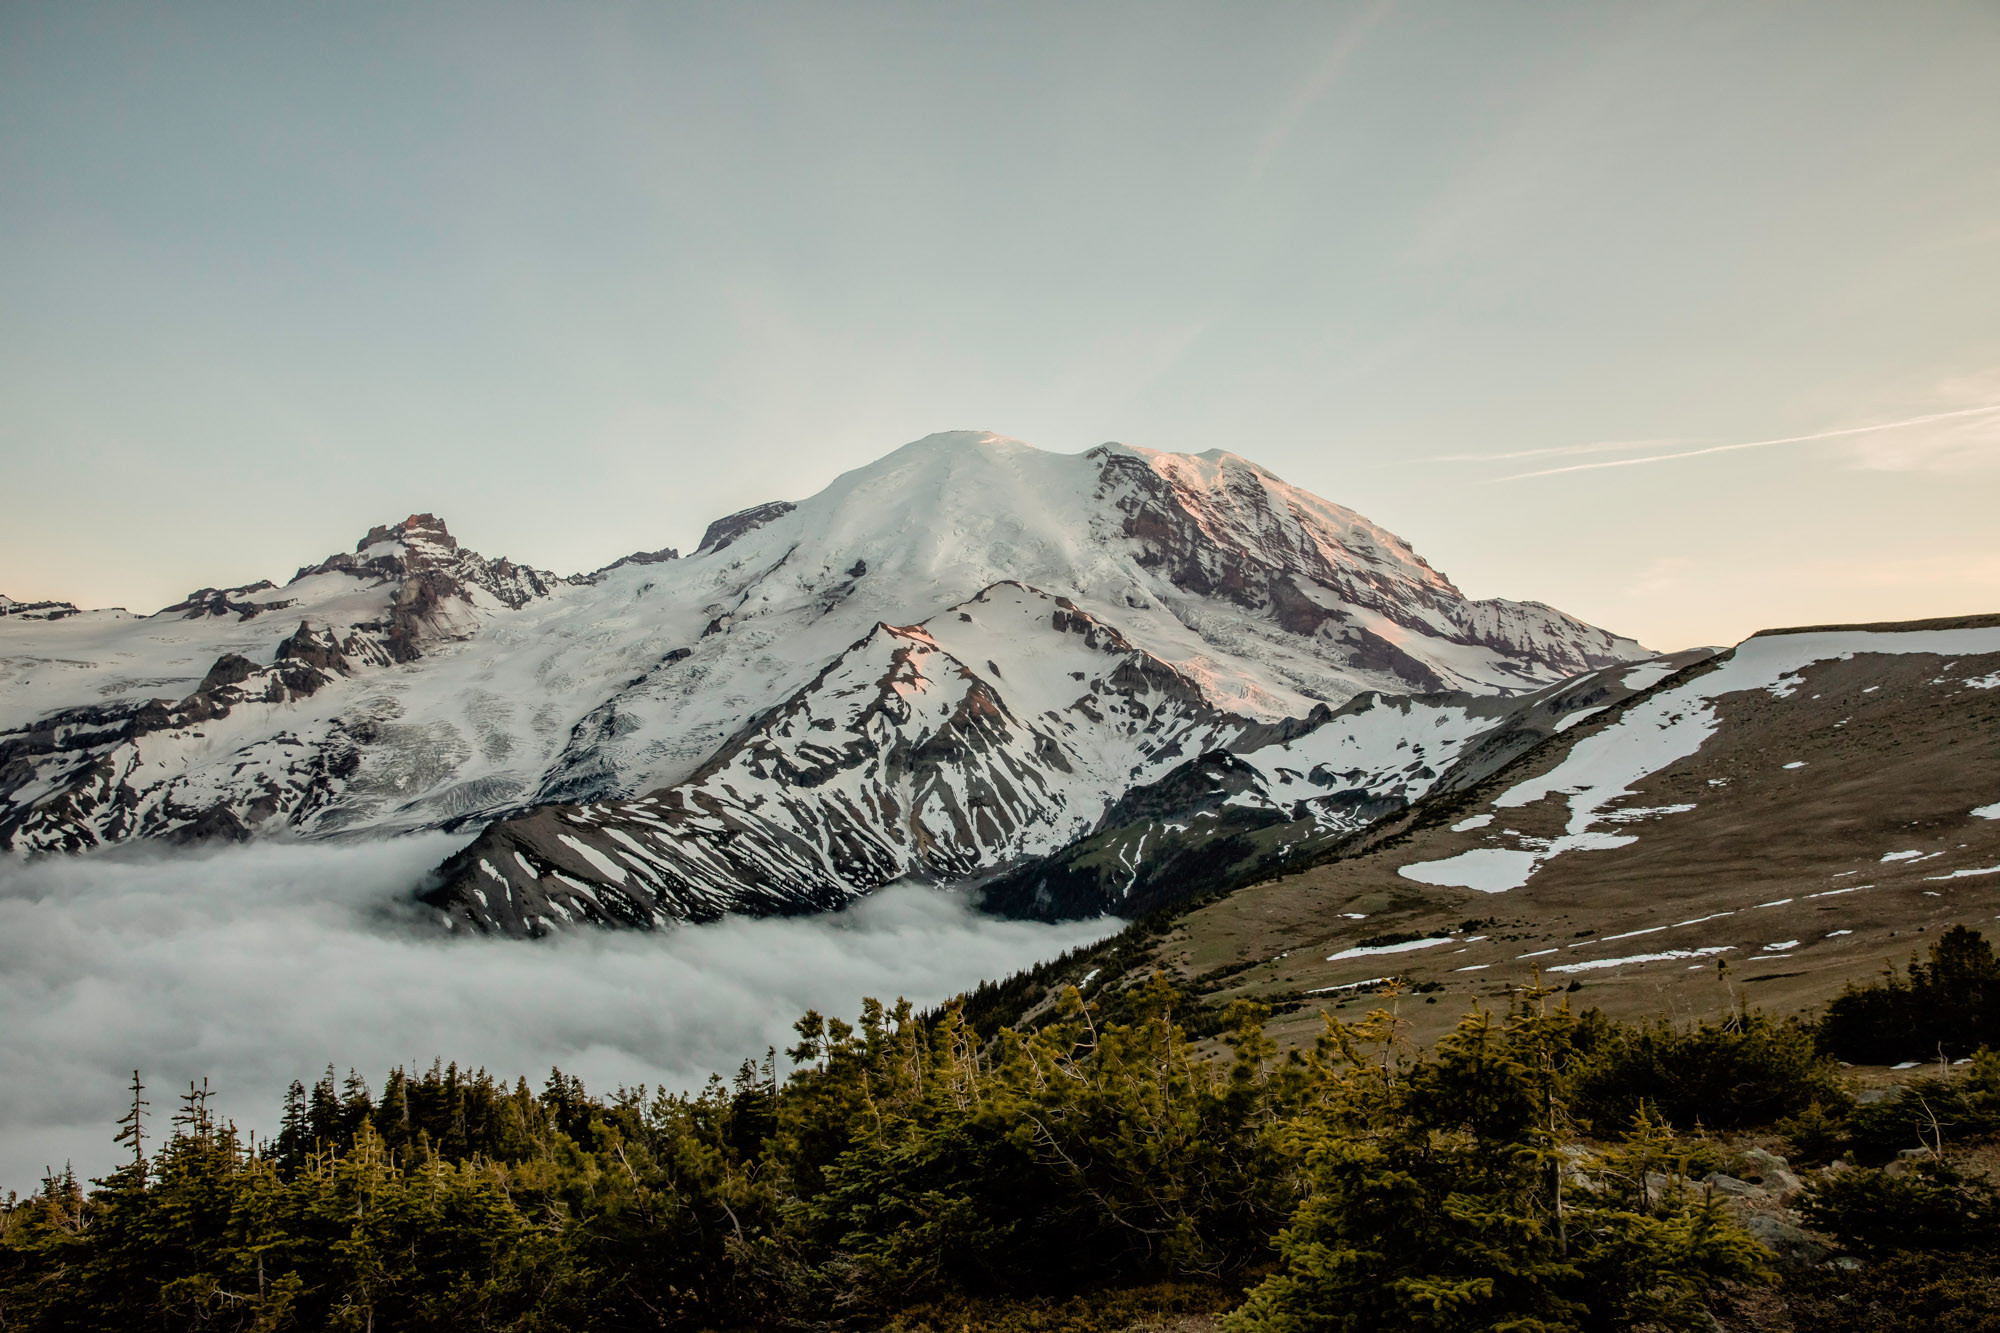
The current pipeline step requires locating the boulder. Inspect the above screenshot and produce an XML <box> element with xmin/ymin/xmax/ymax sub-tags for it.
<box><xmin>1743</xmin><ymin>1148</ymin><xmax>1805</xmax><ymax>1196</ymax></box>
<box><xmin>1737</xmin><ymin>1212</ymin><xmax>1831</xmax><ymax>1269</ymax></box>
<box><xmin>1704</xmin><ymin>1172</ymin><xmax>1768</xmax><ymax>1199</ymax></box>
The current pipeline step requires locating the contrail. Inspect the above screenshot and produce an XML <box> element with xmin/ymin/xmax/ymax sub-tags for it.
<box><xmin>1248</xmin><ymin>1</ymin><xmax>1394</xmax><ymax>178</ymax></box>
<box><xmin>1421</xmin><ymin>437</ymin><xmax>1685</xmax><ymax>464</ymax></box>
<box><xmin>1488</xmin><ymin>403</ymin><xmax>2000</xmax><ymax>482</ymax></box>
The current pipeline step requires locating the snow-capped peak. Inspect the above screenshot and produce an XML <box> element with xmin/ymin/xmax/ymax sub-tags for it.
<box><xmin>3</xmin><ymin>432</ymin><xmax>1647</xmax><ymax>882</ymax></box>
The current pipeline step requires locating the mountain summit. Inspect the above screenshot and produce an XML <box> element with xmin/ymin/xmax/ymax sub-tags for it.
<box><xmin>1</xmin><ymin>432</ymin><xmax>1648</xmax><ymax>920</ymax></box>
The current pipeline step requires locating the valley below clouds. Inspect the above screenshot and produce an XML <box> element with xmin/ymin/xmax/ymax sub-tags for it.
<box><xmin>0</xmin><ymin>837</ymin><xmax>1116</xmax><ymax>1190</ymax></box>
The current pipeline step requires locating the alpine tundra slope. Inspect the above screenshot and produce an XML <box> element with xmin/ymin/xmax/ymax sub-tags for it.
<box><xmin>1039</xmin><ymin>613</ymin><xmax>2000</xmax><ymax>1051</ymax></box>
<box><xmin>2</xmin><ymin>432</ymin><xmax>1651</xmax><ymax>929</ymax></box>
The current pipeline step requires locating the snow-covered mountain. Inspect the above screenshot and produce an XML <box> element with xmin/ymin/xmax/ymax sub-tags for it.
<box><xmin>0</xmin><ymin>514</ymin><xmax>585</xmax><ymax>851</ymax></box>
<box><xmin>3</xmin><ymin>432</ymin><xmax>1650</xmax><ymax>925</ymax></box>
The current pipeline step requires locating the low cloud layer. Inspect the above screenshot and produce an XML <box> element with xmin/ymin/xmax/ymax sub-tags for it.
<box><xmin>0</xmin><ymin>838</ymin><xmax>1116</xmax><ymax>1190</ymax></box>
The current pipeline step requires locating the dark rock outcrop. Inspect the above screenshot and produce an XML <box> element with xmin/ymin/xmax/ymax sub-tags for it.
<box><xmin>289</xmin><ymin>513</ymin><xmax>571</xmax><ymax>661</ymax></box>
<box><xmin>156</xmin><ymin>582</ymin><xmax>295</xmax><ymax>620</ymax></box>
<box><xmin>697</xmin><ymin>501</ymin><xmax>797</xmax><ymax>555</ymax></box>
<box><xmin>590</xmin><ymin>547</ymin><xmax>680</xmax><ymax>577</ymax></box>
<box><xmin>0</xmin><ymin>598</ymin><xmax>81</xmax><ymax>620</ymax></box>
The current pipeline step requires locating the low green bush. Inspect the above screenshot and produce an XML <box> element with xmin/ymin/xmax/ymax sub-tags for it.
<box><xmin>1565</xmin><ymin>1010</ymin><xmax>1847</xmax><ymax>1133</ymax></box>
<box><xmin>1844</xmin><ymin>1048</ymin><xmax>2000</xmax><ymax>1157</ymax></box>
<box><xmin>1761</xmin><ymin>1252</ymin><xmax>2000</xmax><ymax>1333</ymax></box>
<box><xmin>1800</xmin><ymin>1156</ymin><xmax>2000</xmax><ymax>1259</ymax></box>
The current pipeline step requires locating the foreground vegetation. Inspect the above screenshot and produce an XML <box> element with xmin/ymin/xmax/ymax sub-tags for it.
<box><xmin>4</xmin><ymin>928</ymin><xmax>1999</xmax><ymax>1331</ymax></box>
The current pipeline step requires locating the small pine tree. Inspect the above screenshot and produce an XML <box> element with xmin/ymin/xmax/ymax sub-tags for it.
<box><xmin>111</xmin><ymin>1070</ymin><xmax>149</xmax><ymax>1182</ymax></box>
<box><xmin>1228</xmin><ymin>1002</ymin><xmax>1765</xmax><ymax>1333</ymax></box>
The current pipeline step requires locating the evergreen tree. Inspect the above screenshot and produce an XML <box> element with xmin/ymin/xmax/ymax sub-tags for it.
<box><xmin>1228</xmin><ymin>998</ymin><xmax>1765</xmax><ymax>1333</ymax></box>
<box><xmin>110</xmin><ymin>1070</ymin><xmax>148</xmax><ymax>1182</ymax></box>
<box><xmin>307</xmin><ymin>1064</ymin><xmax>343</xmax><ymax>1148</ymax></box>
<box><xmin>1820</xmin><ymin>926</ymin><xmax>2000</xmax><ymax>1062</ymax></box>
<box><xmin>275</xmin><ymin>1077</ymin><xmax>311</xmax><ymax>1173</ymax></box>
<box><xmin>1</xmin><ymin>985</ymin><xmax>1793</xmax><ymax>1332</ymax></box>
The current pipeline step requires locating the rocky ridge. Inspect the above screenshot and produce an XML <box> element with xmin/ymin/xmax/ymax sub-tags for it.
<box><xmin>0</xmin><ymin>515</ymin><xmax>571</xmax><ymax>852</ymax></box>
<box><xmin>0</xmin><ymin>596</ymin><xmax>81</xmax><ymax>622</ymax></box>
<box><xmin>424</xmin><ymin>582</ymin><xmax>1257</xmax><ymax>931</ymax></box>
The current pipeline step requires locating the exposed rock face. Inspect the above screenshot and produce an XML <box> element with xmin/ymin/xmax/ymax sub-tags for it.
<box><xmin>288</xmin><ymin>513</ymin><xmax>573</xmax><ymax>662</ymax></box>
<box><xmin>0</xmin><ymin>596</ymin><xmax>81</xmax><ymax>621</ymax></box>
<box><xmin>1091</xmin><ymin>445</ymin><xmax>1640</xmax><ymax>686</ymax></box>
<box><xmin>273</xmin><ymin>621</ymin><xmax>362</xmax><ymax>676</ymax></box>
<box><xmin>590</xmin><ymin>547</ymin><xmax>680</xmax><ymax>577</ymax></box>
<box><xmin>696</xmin><ymin>501</ymin><xmax>797</xmax><ymax>555</ymax></box>
<box><xmin>158</xmin><ymin>582</ymin><xmax>291</xmax><ymax>621</ymax></box>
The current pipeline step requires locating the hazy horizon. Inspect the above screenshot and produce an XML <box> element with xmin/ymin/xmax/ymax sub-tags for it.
<box><xmin>5</xmin><ymin>2</ymin><xmax>1998</xmax><ymax>651</ymax></box>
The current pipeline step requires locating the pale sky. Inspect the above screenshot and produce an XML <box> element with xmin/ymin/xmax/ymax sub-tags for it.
<box><xmin>3</xmin><ymin>2</ymin><xmax>1997</xmax><ymax>652</ymax></box>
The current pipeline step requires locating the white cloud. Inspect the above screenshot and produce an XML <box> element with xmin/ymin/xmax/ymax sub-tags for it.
<box><xmin>0</xmin><ymin>837</ymin><xmax>1115</xmax><ymax>1190</ymax></box>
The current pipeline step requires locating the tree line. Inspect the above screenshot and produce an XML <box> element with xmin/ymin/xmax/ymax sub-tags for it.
<box><xmin>3</xmin><ymin>928</ymin><xmax>1998</xmax><ymax>1331</ymax></box>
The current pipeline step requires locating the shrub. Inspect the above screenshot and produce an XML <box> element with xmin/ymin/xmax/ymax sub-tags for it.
<box><xmin>1766</xmin><ymin>1252</ymin><xmax>2000</xmax><ymax>1333</ymax></box>
<box><xmin>1226</xmin><ymin>1003</ymin><xmax>1768</xmax><ymax>1333</ymax></box>
<box><xmin>1843</xmin><ymin>1048</ymin><xmax>2000</xmax><ymax>1157</ymax></box>
<box><xmin>1799</xmin><ymin>1157</ymin><xmax>2000</xmax><ymax>1259</ymax></box>
<box><xmin>1565</xmin><ymin>1010</ymin><xmax>1847</xmax><ymax>1133</ymax></box>
<box><xmin>1775</xmin><ymin>1100</ymin><xmax>1849</xmax><ymax>1164</ymax></box>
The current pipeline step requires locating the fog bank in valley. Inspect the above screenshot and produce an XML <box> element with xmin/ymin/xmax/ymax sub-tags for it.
<box><xmin>0</xmin><ymin>838</ymin><xmax>1116</xmax><ymax>1189</ymax></box>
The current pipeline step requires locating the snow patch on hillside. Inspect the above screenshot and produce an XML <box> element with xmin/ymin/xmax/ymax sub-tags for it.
<box><xmin>1396</xmin><ymin>626</ymin><xmax>2000</xmax><ymax>892</ymax></box>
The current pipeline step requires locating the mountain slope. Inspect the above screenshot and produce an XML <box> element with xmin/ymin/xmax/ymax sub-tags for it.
<box><xmin>1037</xmin><ymin>614</ymin><xmax>2000</xmax><ymax>1051</ymax></box>
<box><xmin>423</xmin><ymin>583</ymin><xmax>1254</xmax><ymax>931</ymax></box>
<box><xmin>0</xmin><ymin>515</ymin><xmax>577</xmax><ymax>852</ymax></box>
<box><xmin>977</xmin><ymin>649</ymin><xmax>1713</xmax><ymax>921</ymax></box>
